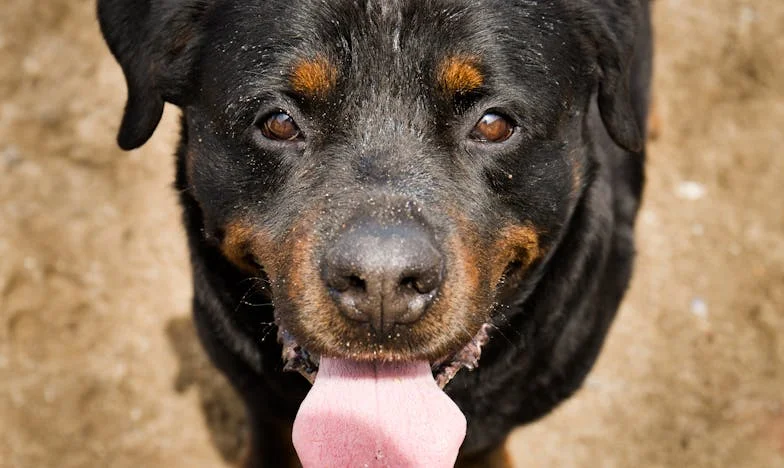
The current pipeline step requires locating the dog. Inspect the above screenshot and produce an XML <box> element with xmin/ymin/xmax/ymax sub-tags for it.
<box><xmin>98</xmin><ymin>0</ymin><xmax>652</xmax><ymax>466</ymax></box>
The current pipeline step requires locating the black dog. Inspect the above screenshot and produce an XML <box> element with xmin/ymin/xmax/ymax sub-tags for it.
<box><xmin>98</xmin><ymin>0</ymin><xmax>652</xmax><ymax>465</ymax></box>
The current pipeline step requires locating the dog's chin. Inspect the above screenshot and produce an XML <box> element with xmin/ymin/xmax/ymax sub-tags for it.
<box><xmin>277</xmin><ymin>323</ymin><xmax>492</xmax><ymax>389</ymax></box>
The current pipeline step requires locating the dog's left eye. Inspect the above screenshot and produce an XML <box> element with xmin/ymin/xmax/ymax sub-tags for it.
<box><xmin>258</xmin><ymin>112</ymin><xmax>302</xmax><ymax>141</ymax></box>
<box><xmin>469</xmin><ymin>113</ymin><xmax>514</xmax><ymax>143</ymax></box>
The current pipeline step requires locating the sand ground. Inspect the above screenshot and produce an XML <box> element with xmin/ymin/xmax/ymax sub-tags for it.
<box><xmin>1</xmin><ymin>0</ymin><xmax>783</xmax><ymax>466</ymax></box>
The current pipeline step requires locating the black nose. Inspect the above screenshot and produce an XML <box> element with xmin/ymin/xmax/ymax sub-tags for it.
<box><xmin>321</xmin><ymin>218</ymin><xmax>444</xmax><ymax>335</ymax></box>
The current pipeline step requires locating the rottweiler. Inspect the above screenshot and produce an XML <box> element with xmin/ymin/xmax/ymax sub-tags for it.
<box><xmin>98</xmin><ymin>0</ymin><xmax>652</xmax><ymax>466</ymax></box>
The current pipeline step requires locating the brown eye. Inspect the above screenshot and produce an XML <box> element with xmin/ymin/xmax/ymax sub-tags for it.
<box><xmin>260</xmin><ymin>112</ymin><xmax>301</xmax><ymax>141</ymax></box>
<box><xmin>470</xmin><ymin>113</ymin><xmax>514</xmax><ymax>143</ymax></box>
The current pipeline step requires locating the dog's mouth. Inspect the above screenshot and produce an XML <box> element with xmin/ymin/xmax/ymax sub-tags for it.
<box><xmin>278</xmin><ymin>322</ymin><xmax>492</xmax><ymax>389</ymax></box>
<box><xmin>280</xmin><ymin>323</ymin><xmax>492</xmax><ymax>466</ymax></box>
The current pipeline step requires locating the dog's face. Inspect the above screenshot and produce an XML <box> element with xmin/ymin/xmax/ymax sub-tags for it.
<box><xmin>100</xmin><ymin>0</ymin><xmax>641</xmax><ymax>368</ymax></box>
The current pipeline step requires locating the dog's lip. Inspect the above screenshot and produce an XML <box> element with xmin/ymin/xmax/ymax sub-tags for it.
<box><xmin>277</xmin><ymin>324</ymin><xmax>492</xmax><ymax>389</ymax></box>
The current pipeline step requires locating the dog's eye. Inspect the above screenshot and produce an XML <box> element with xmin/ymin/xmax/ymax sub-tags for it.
<box><xmin>469</xmin><ymin>113</ymin><xmax>514</xmax><ymax>143</ymax></box>
<box><xmin>259</xmin><ymin>112</ymin><xmax>302</xmax><ymax>141</ymax></box>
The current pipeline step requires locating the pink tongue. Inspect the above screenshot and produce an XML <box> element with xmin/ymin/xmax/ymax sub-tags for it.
<box><xmin>292</xmin><ymin>357</ymin><xmax>466</xmax><ymax>467</ymax></box>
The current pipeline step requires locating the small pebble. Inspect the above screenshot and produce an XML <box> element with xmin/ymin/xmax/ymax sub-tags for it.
<box><xmin>690</xmin><ymin>297</ymin><xmax>708</xmax><ymax>319</ymax></box>
<box><xmin>676</xmin><ymin>181</ymin><xmax>706</xmax><ymax>201</ymax></box>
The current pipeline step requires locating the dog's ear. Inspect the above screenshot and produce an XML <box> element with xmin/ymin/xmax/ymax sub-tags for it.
<box><xmin>577</xmin><ymin>1</ymin><xmax>645</xmax><ymax>152</ymax></box>
<box><xmin>98</xmin><ymin>0</ymin><xmax>210</xmax><ymax>150</ymax></box>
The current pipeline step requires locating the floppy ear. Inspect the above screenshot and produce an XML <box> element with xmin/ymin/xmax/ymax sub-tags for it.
<box><xmin>577</xmin><ymin>1</ymin><xmax>645</xmax><ymax>152</ymax></box>
<box><xmin>97</xmin><ymin>0</ymin><xmax>210</xmax><ymax>150</ymax></box>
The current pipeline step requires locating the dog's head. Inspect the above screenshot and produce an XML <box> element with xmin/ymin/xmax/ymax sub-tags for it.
<box><xmin>99</xmin><ymin>0</ymin><xmax>643</xmax><ymax>371</ymax></box>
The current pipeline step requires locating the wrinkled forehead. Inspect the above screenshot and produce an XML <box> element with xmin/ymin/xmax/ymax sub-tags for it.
<box><xmin>200</xmin><ymin>0</ymin><xmax>584</xmax><ymax>119</ymax></box>
<box><xmin>204</xmin><ymin>1</ymin><xmax>495</xmax><ymax>87</ymax></box>
<box><xmin>289</xmin><ymin>1</ymin><xmax>494</xmax><ymax>84</ymax></box>
<box><xmin>288</xmin><ymin>1</ymin><xmax>485</xmax><ymax>52</ymax></box>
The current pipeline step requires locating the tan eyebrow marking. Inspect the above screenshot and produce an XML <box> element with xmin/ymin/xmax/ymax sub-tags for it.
<box><xmin>438</xmin><ymin>55</ymin><xmax>484</xmax><ymax>95</ymax></box>
<box><xmin>290</xmin><ymin>55</ymin><xmax>338</xmax><ymax>97</ymax></box>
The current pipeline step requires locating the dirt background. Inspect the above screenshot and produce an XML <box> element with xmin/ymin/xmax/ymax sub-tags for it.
<box><xmin>1</xmin><ymin>0</ymin><xmax>782</xmax><ymax>467</ymax></box>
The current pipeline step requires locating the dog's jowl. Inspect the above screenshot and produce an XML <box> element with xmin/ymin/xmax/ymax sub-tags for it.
<box><xmin>98</xmin><ymin>0</ymin><xmax>652</xmax><ymax>466</ymax></box>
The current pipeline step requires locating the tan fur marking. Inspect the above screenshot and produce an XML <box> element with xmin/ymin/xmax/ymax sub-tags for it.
<box><xmin>490</xmin><ymin>224</ymin><xmax>542</xmax><ymax>283</ymax></box>
<box><xmin>281</xmin><ymin>211</ymin><xmax>344</xmax><ymax>354</ymax></box>
<box><xmin>222</xmin><ymin>214</ymin><xmax>539</xmax><ymax>362</ymax></box>
<box><xmin>451</xmin><ymin>215</ymin><xmax>484</xmax><ymax>299</ymax></box>
<box><xmin>290</xmin><ymin>55</ymin><xmax>337</xmax><ymax>97</ymax></box>
<box><xmin>439</xmin><ymin>55</ymin><xmax>484</xmax><ymax>95</ymax></box>
<box><xmin>220</xmin><ymin>221</ymin><xmax>269</xmax><ymax>273</ymax></box>
<box><xmin>288</xmin><ymin>228</ymin><xmax>331</xmax><ymax>314</ymax></box>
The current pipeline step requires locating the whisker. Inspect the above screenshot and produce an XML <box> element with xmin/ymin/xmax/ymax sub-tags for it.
<box><xmin>259</xmin><ymin>322</ymin><xmax>277</xmax><ymax>342</ymax></box>
<box><xmin>241</xmin><ymin>301</ymin><xmax>274</xmax><ymax>307</ymax></box>
<box><xmin>234</xmin><ymin>283</ymin><xmax>260</xmax><ymax>313</ymax></box>
<box><xmin>237</xmin><ymin>276</ymin><xmax>271</xmax><ymax>287</ymax></box>
<box><xmin>456</xmin><ymin>323</ymin><xmax>477</xmax><ymax>344</ymax></box>
<box><xmin>488</xmin><ymin>322</ymin><xmax>515</xmax><ymax>347</ymax></box>
<box><xmin>491</xmin><ymin>304</ymin><xmax>524</xmax><ymax>339</ymax></box>
<box><xmin>486</xmin><ymin>306</ymin><xmax>518</xmax><ymax>346</ymax></box>
<box><xmin>494</xmin><ymin>315</ymin><xmax>523</xmax><ymax>339</ymax></box>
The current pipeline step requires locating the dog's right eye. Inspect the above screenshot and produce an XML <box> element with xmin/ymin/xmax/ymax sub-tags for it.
<box><xmin>258</xmin><ymin>112</ymin><xmax>302</xmax><ymax>141</ymax></box>
<box><xmin>469</xmin><ymin>112</ymin><xmax>514</xmax><ymax>143</ymax></box>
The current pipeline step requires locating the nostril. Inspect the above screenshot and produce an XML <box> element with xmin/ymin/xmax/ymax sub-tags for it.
<box><xmin>326</xmin><ymin>272</ymin><xmax>370</xmax><ymax>325</ymax></box>
<box><xmin>400</xmin><ymin>276</ymin><xmax>418</xmax><ymax>291</ymax></box>
<box><xmin>346</xmin><ymin>275</ymin><xmax>366</xmax><ymax>292</ymax></box>
<box><xmin>329</xmin><ymin>274</ymin><xmax>366</xmax><ymax>293</ymax></box>
<box><xmin>400</xmin><ymin>270</ymin><xmax>441</xmax><ymax>295</ymax></box>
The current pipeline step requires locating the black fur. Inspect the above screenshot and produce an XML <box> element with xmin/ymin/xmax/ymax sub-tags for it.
<box><xmin>99</xmin><ymin>0</ymin><xmax>652</xmax><ymax>465</ymax></box>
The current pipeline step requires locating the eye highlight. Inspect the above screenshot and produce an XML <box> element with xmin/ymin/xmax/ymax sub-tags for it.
<box><xmin>469</xmin><ymin>113</ymin><xmax>514</xmax><ymax>143</ymax></box>
<box><xmin>259</xmin><ymin>112</ymin><xmax>302</xmax><ymax>141</ymax></box>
